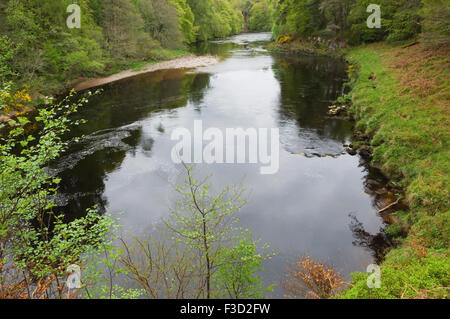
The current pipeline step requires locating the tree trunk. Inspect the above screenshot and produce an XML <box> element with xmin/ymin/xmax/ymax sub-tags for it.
<box><xmin>202</xmin><ymin>216</ymin><xmax>211</xmax><ymax>299</ymax></box>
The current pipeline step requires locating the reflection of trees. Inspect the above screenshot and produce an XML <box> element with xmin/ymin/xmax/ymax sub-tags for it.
<box><xmin>193</xmin><ymin>41</ymin><xmax>239</xmax><ymax>56</ymax></box>
<box><xmin>348</xmin><ymin>214</ymin><xmax>394</xmax><ymax>263</ymax></box>
<box><xmin>56</xmin><ymin>69</ymin><xmax>212</xmax><ymax>222</ymax></box>
<box><xmin>358</xmin><ymin>157</ymin><xmax>408</xmax><ymax>224</ymax></box>
<box><xmin>56</xmin><ymin>129</ymin><xmax>140</xmax><ymax>222</ymax></box>
<box><xmin>186</xmin><ymin>73</ymin><xmax>211</xmax><ymax>106</ymax></box>
<box><xmin>272</xmin><ymin>54</ymin><xmax>351</xmax><ymax>142</ymax></box>
<box><xmin>71</xmin><ymin>69</ymin><xmax>211</xmax><ymax>136</ymax></box>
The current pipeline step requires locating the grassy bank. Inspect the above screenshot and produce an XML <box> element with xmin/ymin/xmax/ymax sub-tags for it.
<box><xmin>338</xmin><ymin>43</ymin><xmax>449</xmax><ymax>299</ymax></box>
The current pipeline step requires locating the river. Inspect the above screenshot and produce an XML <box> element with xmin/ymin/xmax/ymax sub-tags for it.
<box><xmin>53</xmin><ymin>33</ymin><xmax>389</xmax><ymax>297</ymax></box>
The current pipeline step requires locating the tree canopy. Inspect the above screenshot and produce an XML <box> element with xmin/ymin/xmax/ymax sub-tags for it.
<box><xmin>0</xmin><ymin>0</ymin><xmax>272</xmax><ymax>92</ymax></box>
<box><xmin>272</xmin><ymin>0</ymin><xmax>448</xmax><ymax>47</ymax></box>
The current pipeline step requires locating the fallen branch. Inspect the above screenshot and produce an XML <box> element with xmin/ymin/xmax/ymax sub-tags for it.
<box><xmin>378</xmin><ymin>198</ymin><xmax>401</xmax><ymax>214</ymax></box>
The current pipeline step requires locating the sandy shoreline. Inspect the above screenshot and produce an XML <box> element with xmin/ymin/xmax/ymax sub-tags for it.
<box><xmin>73</xmin><ymin>54</ymin><xmax>220</xmax><ymax>92</ymax></box>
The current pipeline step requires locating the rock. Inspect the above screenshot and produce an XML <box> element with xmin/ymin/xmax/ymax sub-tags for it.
<box><xmin>345</xmin><ymin>147</ymin><xmax>357</xmax><ymax>155</ymax></box>
<box><xmin>366</xmin><ymin>179</ymin><xmax>382</xmax><ymax>187</ymax></box>
<box><xmin>353</xmin><ymin>131</ymin><xmax>368</xmax><ymax>140</ymax></box>
<box><xmin>358</xmin><ymin>145</ymin><xmax>372</xmax><ymax>158</ymax></box>
<box><xmin>375</xmin><ymin>188</ymin><xmax>388</xmax><ymax>195</ymax></box>
<box><xmin>327</xmin><ymin>104</ymin><xmax>347</xmax><ymax>116</ymax></box>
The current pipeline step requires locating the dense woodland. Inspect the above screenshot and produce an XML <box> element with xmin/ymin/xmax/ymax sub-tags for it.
<box><xmin>273</xmin><ymin>0</ymin><xmax>450</xmax><ymax>49</ymax></box>
<box><xmin>0</xmin><ymin>0</ymin><xmax>282</xmax><ymax>93</ymax></box>
<box><xmin>0</xmin><ymin>0</ymin><xmax>239</xmax><ymax>91</ymax></box>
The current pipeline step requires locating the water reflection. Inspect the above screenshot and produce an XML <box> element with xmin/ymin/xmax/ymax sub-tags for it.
<box><xmin>52</xmin><ymin>33</ymin><xmax>388</xmax><ymax>297</ymax></box>
<box><xmin>349</xmin><ymin>214</ymin><xmax>394</xmax><ymax>263</ymax></box>
<box><xmin>54</xmin><ymin>69</ymin><xmax>213</xmax><ymax>220</ymax></box>
<box><xmin>272</xmin><ymin>54</ymin><xmax>352</xmax><ymax>156</ymax></box>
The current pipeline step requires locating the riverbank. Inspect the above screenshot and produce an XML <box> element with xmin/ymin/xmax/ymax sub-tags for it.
<box><xmin>0</xmin><ymin>54</ymin><xmax>220</xmax><ymax>123</ymax></box>
<box><xmin>338</xmin><ymin>43</ymin><xmax>449</xmax><ymax>299</ymax></box>
<box><xmin>73</xmin><ymin>54</ymin><xmax>220</xmax><ymax>92</ymax></box>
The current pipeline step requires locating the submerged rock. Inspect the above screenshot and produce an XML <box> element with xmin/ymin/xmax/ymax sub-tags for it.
<box><xmin>345</xmin><ymin>147</ymin><xmax>357</xmax><ymax>155</ymax></box>
<box><xmin>358</xmin><ymin>145</ymin><xmax>372</xmax><ymax>158</ymax></box>
<box><xmin>327</xmin><ymin>104</ymin><xmax>348</xmax><ymax>116</ymax></box>
<box><xmin>366</xmin><ymin>179</ymin><xmax>382</xmax><ymax>187</ymax></box>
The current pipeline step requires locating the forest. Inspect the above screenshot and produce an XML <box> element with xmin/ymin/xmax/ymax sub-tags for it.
<box><xmin>0</xmin><ymin>0</ymin><xmax>449</xmax><ymax>302</ymax></box>
<box><xmin>1</xmin><ymin>0</ymin><xmax>448</xmax><ymax>95</ymax></box>
<box><xmin>0</xmin><ymin>0</ymin><xmax>280</xmax><ymax>94</ymax></box>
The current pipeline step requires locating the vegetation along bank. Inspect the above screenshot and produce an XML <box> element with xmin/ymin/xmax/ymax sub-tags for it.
<box><xmin>337</xmin><ymin>43</ymin><xmax>449</xmax><ymax>298</ymax></box>
<box><xmin>268</xmin><ymin>0</ymin><xmax>449</xmax><ymax>298</ymax></box>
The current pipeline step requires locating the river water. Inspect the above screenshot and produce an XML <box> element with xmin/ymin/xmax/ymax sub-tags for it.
<box><xmin>53</xmin><ymin>33</ymin><xmax>387</xmax><ymax>297</ymax></box>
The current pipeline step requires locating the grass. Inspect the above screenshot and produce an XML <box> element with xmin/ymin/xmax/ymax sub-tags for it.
<box><xmin>337</xmin><ymin>43</ymin><xmax>449</xmax><ymax>299</ymax></box>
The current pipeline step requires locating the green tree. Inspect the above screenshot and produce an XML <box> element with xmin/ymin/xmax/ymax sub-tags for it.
<box><xmin>163</xmin><ymin>166</ymin><xmax>272</xmax><ymax>298</ymax></box>
<box><xmin>347</xmin><ymin>0</ymin><xmax>422</xmax><ymax>45</ymax></box>
<box><xmin>187</xmin><ymin>0</ymin><xmax>243</xmax><ymax>41</ymax></box>
<box><xmin>0</xmin><ymin>35</ymin><xmax>16</xmax><ymax>85</ymax></box>
<box><xmin>0</xmin><ymin>89</ymin><xmax>113</xmax><ymax>298</ymax></box>
<box><xmin>137</xmin><ymin>0</ymin><xmax>183</xmax><ymax>49</ymax></box>
<box><xmin>319</xmin><ymin>0</ymin><xmax>355</xmax><ymax>43</ymax></box>
<box><xmin>92</xmin><ymin>166</ymin><xmax>274</xmax><ymax>299</ymax></box>
<box><xmin>213</xmin><ymin>239</ymin><xmax>273</xmax><ymax>298</ymax></box>
<box><xmin>0</xmin><ymin>0</ymin><xmax>248</xmax><ymax>92</ymax></box>
<box><xmin>272</xmin><ymin>0</ymin><xmax>325</xmax><ymax>38</ymax></box>
<box><xmin>248</xmin><ymin>0</ymin><xmax>274</xmax><ymax>31</ymax></box>
<box><xmin>169</xmin><ymin>0</ymin><xmax>197</xmax><ymax>43</ymax></box>
<box><xmin>232</xmin><ymin>0</ymin><xmax>255</xmax><ymax>31</ymax></box>
<box><xmin>421</xmin><ymin>0</ymin><xmax>450</xmax><ymax>48</ymax></box>
<box><xmin>97</xmin><ymin>0</ymin><xmax>158</xmax><ymax>62</ymax></box>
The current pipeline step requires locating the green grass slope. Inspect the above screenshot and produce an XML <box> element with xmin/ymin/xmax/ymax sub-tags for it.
<box><xmin>338</xmin><ymin>43</ymin><xmax>449</xmax><ymax>299</ymax></box>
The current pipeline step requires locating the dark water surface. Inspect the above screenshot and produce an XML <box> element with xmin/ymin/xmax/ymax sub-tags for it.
<box><xmin>54</xmin><ymin>33</ymin><xmax>387</xmax><ymax>297</ymax></box>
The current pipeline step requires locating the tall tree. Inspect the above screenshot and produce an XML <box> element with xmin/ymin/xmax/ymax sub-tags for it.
<box><xmin>421</xmin><ymin>0</ymin><xmax>450</xmax><ymax>48</ymax></box>
<box><xmin>137</xmin><ymin>0</ymin><xmax>182</xmax><ymax>48</ymax></box>
<box><xmin>319</xmin><ymin>0</ymin><xmax>355</xmax><ymax>44</ymax></box>
<box><xmin>98</xmin><ymin>0</ymin><xmax>157</xmax><ymax>61</ymax></box>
